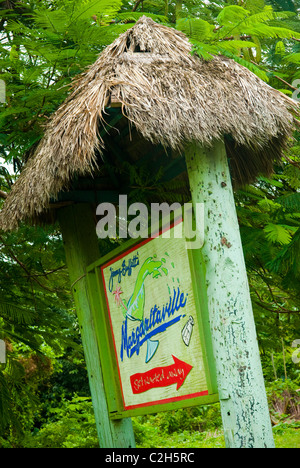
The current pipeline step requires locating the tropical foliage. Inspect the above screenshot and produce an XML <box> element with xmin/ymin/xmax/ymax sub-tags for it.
<box><xmin>0</xmin><ymin>0</ymin><xmax>299</xmax><ymax>447</ymax></box>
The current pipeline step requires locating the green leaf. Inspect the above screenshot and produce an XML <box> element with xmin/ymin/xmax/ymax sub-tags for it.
<box><xmin>276</xmin><ymin>193</ymin><xmax>300</xmax><ymax>212</ymax></box>
<box><xmin>71</xmin><ymin>0</ymin><xmax>124</xmax><ymax>23</ymax></box>
<box><xmin>243</xmin><ymin>24</ymin><xmax>300</xmax><ymax>39</ymax></box>
<box><xmin>217</xmin><ymin>39</ymin><xmax>257</xmax><ymax>53</ymax></box>
<box><xmin>267</xmin><ymin>228</ymin><xmax>300</xmax><ymax>276</ymax></box>
<box><xmin>33</xmin><ymin>9</ymin><xmax>68</xmax><ymax>34</ymax></box>
<box><xmin>275</xmin><ymin>40</ymin><xmax>286</xmax><ymax>55</ymax></box>
<box><xmin>283</xmin><ymin>166</ymin><xmax>300</xmax><ymax>190</ymax></box>
<box><xmin>264</xmin><ymin>223</ymin><xmax>292</xmax><ymax>245</ymax></box>
<box><xmin>258</xmin><ymin>197</ymin><xmax>282</xmax><ymax>212</ymax></box>
<box><xmin>0</xmin><ymin>302</ymin><xmax>36</xmax><ymax>325</ymax></box>
<box><xmin>285</xmin><ymin>53</ymin><xmax>300</xmax><ymax>64</ymax></box>
<box><xmin>258</xmin><ymin>175</ymin><xmax>284</xmax><ymax>188</ymax></box>
<box><xmin>242</xmin><ymin>5</ymin><xmax>295</xmax><ymax>25</ymax></box>
<box><xmin>217</xmin><ymin>5</ymin><xmax>251</xmax><ymax>26</ymax></box>
<box><xmin>116</xmin><ymin>12</ymin><xmax>168</xmax><ymax>23</ymax></box>
<box><xmin>176</xmin><ymin>18</ymin><xmax>214</xmax><ymax>41</ymax></box>
<box><xmin>191</xmin><ymin>41</ymin><xmax>216</xmax><ymax>60</ymax></box>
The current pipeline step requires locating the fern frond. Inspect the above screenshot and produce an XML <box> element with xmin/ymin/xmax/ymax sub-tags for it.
<box><xmin>243</xmin><ymin>24</ymin><xmax>300</xmax><ymax>39</ymax></box>
<box><xmin>191</xmin><ymin>40</ymin><xmax>217</xmax><ymax>60</ymax></box>
<box><xmin>71</xmin><ymin>0</ymin><xmax>123</xmax><ymax>23</ymax></box>
<box><xmin>176</xmin><ymin>18</ymin><xmax>214</xmax><ymax>41</ymax></box>
<box><xmin>33</xmin><ymin>9</ymin><xmax>68</xmax><ymax>34</ymax></box>
<box><xmin>0</xmin><ymin>370</ymin><xmax>16</xmax><ymax>431</ymax></box>
<box><xmin>217</xmin><ymin>39</ymin><xmax>257</xmax><ymax>53</ymax></box>
<box><xmin>283</xmin><ymin>165</ymin><xmax>300</xmax><ymax>190</ymax></box>
<box><xmin>276</xmin><ymin>192</ymin><xmax>300</xmax><ymax>212</ymax></box>
<box><xmin>0</xmin><ymin>302</ymin><xmax>36</xmax><ymax>325</ymax></box>
<box><xmin>264</xmin><ymin>223</ymin><xmax>293</xmax><ymax>245</ymax></box>
<box><xmin>242</xmin><ymin>5</ymin><xmax>295</xmax><ymax>25</ymax></box>
<box><xmin>217</xmin><ymin>5</ymin><xmax>250</xmax><ymax>26</ymax></box>
<box><xmin>285</xmin><ymin>53</ymin><xmax>300</xmax><ymax>63</ymax></box>
<box><xmin>267</xmin><ymin>228</ymin><xmax>300</xmax><ymax>277</ymax></box>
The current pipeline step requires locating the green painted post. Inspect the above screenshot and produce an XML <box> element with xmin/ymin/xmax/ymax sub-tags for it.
<box><xmin>185</xmin><ymin>140</ymin><xmax>275</xmax><ymax>448</ymax></box>
<box><xmin>58</xmin><ymin>203</ymin><xmax>135</xmax><ymax>448</ymax></box>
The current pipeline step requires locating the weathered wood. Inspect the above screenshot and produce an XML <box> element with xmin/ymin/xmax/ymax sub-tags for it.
<box><xmin>185</xmin><ymin>140</ymin><xmax>275</xmax><ymax>448</ymax></box>
<box><xmin>58</xmin><ymin>203</ymin><xmax>135</xmax><ymax>448</ymax></box>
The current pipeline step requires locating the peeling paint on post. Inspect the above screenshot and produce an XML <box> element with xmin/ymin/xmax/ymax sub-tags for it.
<box><xmin>185</xmin><ymin>140</ymin><xmax>275</xmax><ymax>448</ymax></box>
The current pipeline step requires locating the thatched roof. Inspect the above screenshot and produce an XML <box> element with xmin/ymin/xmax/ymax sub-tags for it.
<box><xmin>0</xmin><ymin>16</ymin><xmax>299</xmax><ymax>231</ymax></box>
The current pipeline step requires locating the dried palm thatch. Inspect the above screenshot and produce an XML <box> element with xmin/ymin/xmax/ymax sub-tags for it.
<box><xmin>0</xmin><ymin>16</ymin><xmax>299</xmax><ymax>231</ymax></box>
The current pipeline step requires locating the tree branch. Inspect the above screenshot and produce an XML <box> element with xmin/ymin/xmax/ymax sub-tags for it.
<box><xmin>21</xmin><ymin>265</ymin><xmax>66</xmax><ymax>279</ymax></box>
<box><xmin>250</xmin><ymin>61</ymin><xmax>298</xmax><ymax>91</ymax></box>
<box><xmin>252</xmin><ymin>289</ymin><xmax>300</xmax><ymax>315</ymax></box>
<box><xmin>0</xmin><ymin>190</ymin><xmax>7</xmax><ymax>199</ymax></box>
<box><xmin>273</xmin><ymin>75</ymin><xmax>298</xmax><ymax>91</ymax></box>
<box><xmin>132</xmin><ymin>0</ymin><xmax>142</xmax><ymax>11</ymax></box>
<box><xmin>0</xmin><ymin>235</ymin><xmax>58</xmax><ymax>292</ymax></box>
<box><xmin>254</xmin><ymin>299</ymin><xmax>300</xmax><ymax>314</ymax></box>
<box><xmin>222</xmin><ymin>35</ymin><xmax>252</xmax><ymax>41</ymax></box>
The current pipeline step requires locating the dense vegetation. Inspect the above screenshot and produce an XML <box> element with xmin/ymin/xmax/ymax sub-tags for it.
<box><xmin>0</xmin><ymin>0</ymin><xmax>299</xmax><ymax>448</ymax></box>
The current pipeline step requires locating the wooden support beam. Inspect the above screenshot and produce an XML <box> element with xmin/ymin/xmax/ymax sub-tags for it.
<box><xmin>58</xmin><ymin>203</ymin><xmax>135</xmax><ymax>448</ymax></box>
<box><xmin>185</xmin><ymin>140</ymin><xmax>275</xmax><ymax>448</ymax></box>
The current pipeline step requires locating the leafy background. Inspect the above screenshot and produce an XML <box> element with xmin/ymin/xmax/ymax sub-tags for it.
<box><xmin>0</xmin><ymin>0</ymin><xmax>299</xmax><ymax>448</ymax></box>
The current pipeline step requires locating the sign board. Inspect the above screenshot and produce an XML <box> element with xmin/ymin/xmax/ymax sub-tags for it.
<box><xmin>87</xmin><ymin>219</ymin><xmax>218</xmax><ymax>418</ymax></box>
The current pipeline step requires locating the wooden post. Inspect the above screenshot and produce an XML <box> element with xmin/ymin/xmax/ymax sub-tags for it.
<box><xmin>185</xmin><ymin>140</ymin><xmax>275</xmax><ymax>448</ymax></box>
<box><xmin>58</xmin><ymin>203</ymin><xmax>135</xmax><ymax>448</ymax></box>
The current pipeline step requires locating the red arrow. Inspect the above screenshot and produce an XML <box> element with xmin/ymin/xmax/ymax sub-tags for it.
<box><xmin>130</xmin><ymin>355</ymin><xmax>193</xmax><ymax>394</ymax></box>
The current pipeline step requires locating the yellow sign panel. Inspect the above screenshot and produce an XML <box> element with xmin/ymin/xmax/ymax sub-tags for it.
<box><xmin>101</xmin><ymin>221</ymin><xmax>209</xmax><ymax>411</ymax></box>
